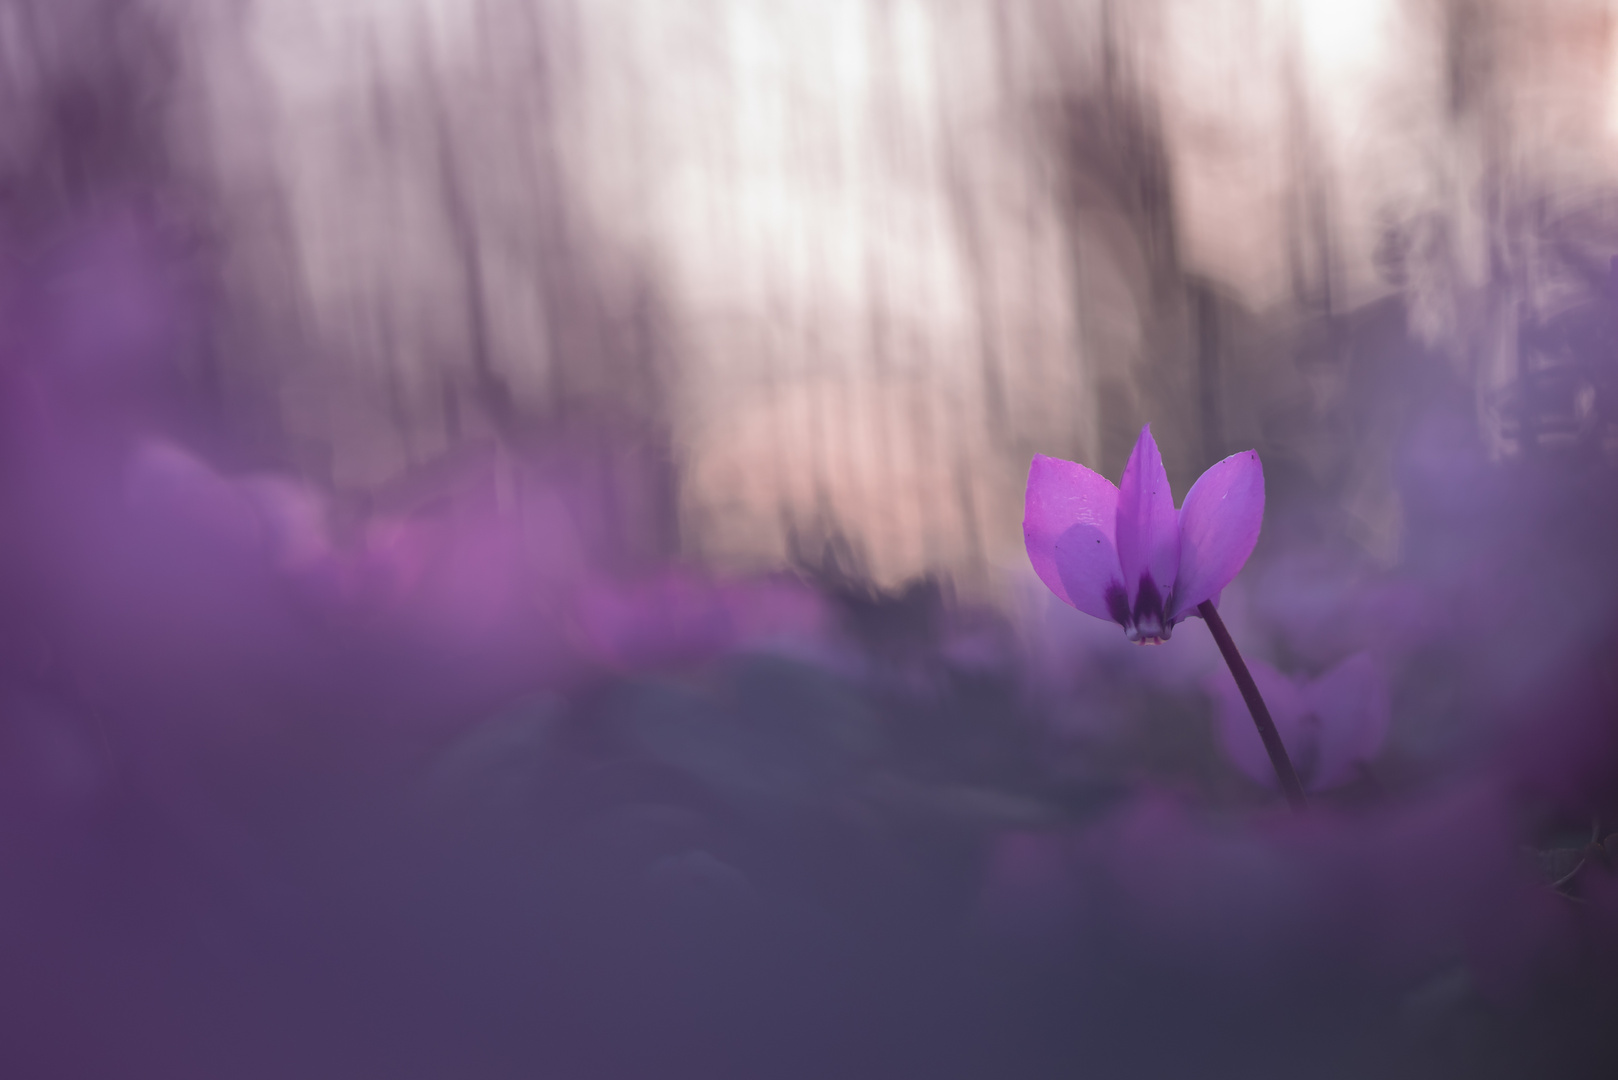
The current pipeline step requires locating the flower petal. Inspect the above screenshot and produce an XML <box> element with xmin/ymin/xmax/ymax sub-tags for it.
<box><xmin>1054</xmin><ymin>521</ymin><xmax>1127</xmax><ymax>624</ymax></box>
<box><xmin>1170</xmin><ymin>449</ymin><xmax>1264</xmax><ymax>622</ymax></box>
<box><xmin>1210</xmin><ymin>658</ymin><xmax>1314</xmax><ymax>791</ymax></box>
<box><xmin>1303</xmin><ymin>652</ymin><xmax>1390</xmax><ymax>790</ymax></box>
<box><xmin>1116</xmin><ymin>424</ymin><xmax>1181</xmax><ymax>613</ymax></box>
<box><xmin>1024</xmin><ymin>454</ymin><xmax>1122</xmax><ymax>621</ymax></box>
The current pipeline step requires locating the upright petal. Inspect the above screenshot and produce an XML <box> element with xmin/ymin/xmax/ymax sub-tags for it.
<box><xmin>1304</xmin><ymin>653</ymin><xmax>1390</xmax><ymax>790</ymax></box>
<box><xmin>1170</xmin><ymin>449</ymin><xmax>1265</xmax><ymax>622</ymax></box>
<box><xmin>1210</xmin><ymin>658</ymin><xmax>1315</xmax><ymax>791</ymax></box>
<box><xmin>1115</xmin><ymin>425</ymin><xmax>1180</xmax><ymax>614</ymax></box>
<box><xmin>1024</xmin><ymin>454</ymin><xmax>1124</xmax><ymax>622</ymax></box>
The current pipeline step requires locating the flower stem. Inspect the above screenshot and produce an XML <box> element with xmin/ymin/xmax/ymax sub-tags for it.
<box><xmin>1197</xmin><ymin>600</ymin><xmax>1308</xmax><ymax>812</ymax></box>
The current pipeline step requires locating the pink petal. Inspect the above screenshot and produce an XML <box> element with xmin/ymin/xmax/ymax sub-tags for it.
<box><xmin>1054</xmin><ymin>521</ymin><xmax>1127</xmax><ymax>624</ymax></box>
<box><xmin>1304</xmin><ymin>652</ymin><xmax>1391</xmax><ymax>790</ymax></box>
<box><xmin>1170</xmin><ymin>449</ymin><xmax>1265</xmax><ymax>622</ymax></box>
<box><xmin>1116</xmin><ymin>425</ymin><xmax>1180</xmax><ymax>612</ymax></box>
<box><xmin>1210</xmin><ymin>657</ymin><xmax>1315</xmax><ymax>791</ymax></box>
<box><xmin>1023</xmin><ymin>454</ymin><xmax>1123</xmax><ymax>621</ymax></box>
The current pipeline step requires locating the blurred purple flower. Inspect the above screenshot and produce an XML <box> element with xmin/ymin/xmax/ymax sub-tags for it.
<box><xmin>575</xmin><ymin>571</ymin><xmax>829</xmax><ymax>670</ymax></box>
<box><xmin>1025</xmin><ymin>424</ymin><xmax>1264</xmax><ymax>643</ymax></box>
<box><xmin>1211</xmin><ymin>652</ymin><xmax>1390</xmax><ymax>792</ymax></box>
<box><xmin>124</xmin><ymin>438</ymin><xmax>333</xmax><ymax>574</ymax></box>
<box><xmin>576</xmin><ymin>571</ymin><xmax>738</xmax><ymax>669</ymax></box>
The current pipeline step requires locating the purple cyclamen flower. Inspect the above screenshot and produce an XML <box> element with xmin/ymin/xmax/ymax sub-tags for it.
<box><xmin>1024</xmin><ymin>424</ymin><xmax>1264</xmax><ymax>643</ymax></box>
<box><xmin>1211</xmin><ymin>653</ymin><xmax>1390</xmax><ymax>792</ymax></box>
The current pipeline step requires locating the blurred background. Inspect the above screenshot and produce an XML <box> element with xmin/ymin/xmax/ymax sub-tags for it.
<box><xmin>4</xmin><ymin>1</ymin><xmax>1618</xmax><ymax>1077</ymax></box>
<box><xmin>17</xmin><ymin>0</ymin><xmax>1618</xmax><ymax>588</ymax></box>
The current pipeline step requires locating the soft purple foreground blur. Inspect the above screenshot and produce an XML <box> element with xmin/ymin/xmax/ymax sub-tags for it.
<box><xmin>2</xmin><ymin>215</ymin><xmax>1618</xmax><ymax>1079</ymax></box>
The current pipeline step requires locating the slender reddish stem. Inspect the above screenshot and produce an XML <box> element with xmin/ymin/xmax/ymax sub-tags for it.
<box><xmin>1198</xmin><ymin>601</ymin><xmax>1307</xmax><ymax>812</ymax></box>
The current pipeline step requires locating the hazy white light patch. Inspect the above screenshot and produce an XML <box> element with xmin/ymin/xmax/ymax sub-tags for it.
<box><xmin>1158</xmin><ymin>0</ymin><xmax>1293</xmax><ymax>308</ymax></box>
<box><xmin>641</xmin><ymin>0</ymin><xmax>973</xmax><ymax>342</ymax></box>
<box><xmin>1296</xmin><ymin>0</ymin><xmax>1388</xmax><ymax>73</ymax></box>
<box><xmin>1166</xmin><ymin>0</ymin><xmax>1425</xmax><ymax>311</ymax></box>
<box><xmin>1608</xmin><ymin>25</ymin><xmax>1618</xmax><ymax>137</ymax></box>
<box><xmin>893</xmin><ymin>0</ymin><xmax>939</xmax><ymax>119</ymax></box>
<box><xmin>251</xmin><ymin>0</ymin><xmax>481</xmax><ymax>106</ymax></box>
<box><xmin>573</xmin><ymin>0</ymin><xmax>1038</xmax><ymax>584</ymax></box>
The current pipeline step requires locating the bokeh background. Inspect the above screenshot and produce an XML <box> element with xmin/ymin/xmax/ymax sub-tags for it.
<box><xmin>39</xmin><ymin>0</ymin><xmax>1618</xmax><ymax>585</ymax></box>
<box><xmin>2</xmin><ymin>1</ymin><xmax>1618</xmax><ymax>1077</ymax></box>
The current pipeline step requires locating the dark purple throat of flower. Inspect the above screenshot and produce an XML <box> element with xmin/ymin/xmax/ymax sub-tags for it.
<box><xmin>1105</xmin><ymin>574</ymin><xmax>1174</xmax><ymax>643</ymax></box>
